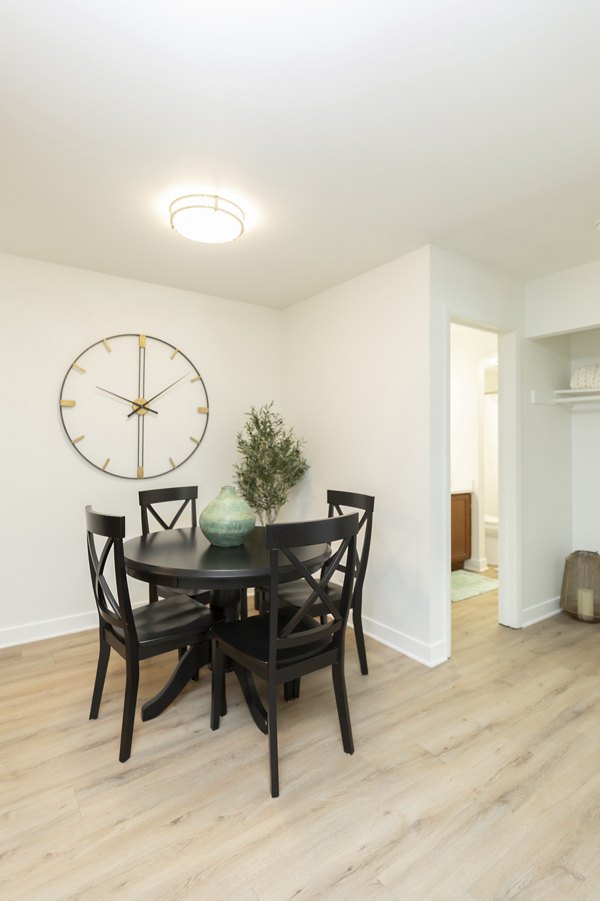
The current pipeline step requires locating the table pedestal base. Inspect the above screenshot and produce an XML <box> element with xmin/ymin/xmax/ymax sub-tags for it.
<box><xmin>141</xmin><ymin>642</ymin><xmax>210</xmax><ymax>721</ymax></box>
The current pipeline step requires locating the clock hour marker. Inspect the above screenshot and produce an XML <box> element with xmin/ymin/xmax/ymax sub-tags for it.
<box><xmin>103</xmin><ymin>339</ymin><xmax>112</xmax><ymax>352</ymax></box>
<box><xmin>169</xmin><ymin>457</ymin><xmax>176</xmax><ymax>469</ymax></box>
<box><xmin>190</xmin><ymin>436</ymin><xmax>199</xmax><ymax>444</ymax></box>
<box><xmin>191</xmin><ymin>375</ymin><xmax>202</xmax><ymax>382</ymax></box>
<box><xmin>102</xmin><ymin>458</ymin><xmax>110</xmax><ymax>471</ymax></box>
<box><xmin>139</xmin><ymin>335</ymin><xmax>146</xmax><ymax>348</ymax></box>
<box><xmin>170</xmin><ymin>348</ymin><xmax>179</xmax><ymax>360</ymax></box>
<box><xmin>72</xmin><ymin>435</ymin><xmax>85</xmax><ymax>444</ymax></box>
<box><xmin>72</xmin><ymin>363</ymin><xmax>86</xmax><ymax>373</ymax></box>
<box><xmin>137</xmin><ymin>466</ymin><xmax>144</xmax><ymax>479</ymax></box>
<box><xmin>60</xmin><ymin>399</ymin><xmax>76</xmax><ymax>407</ymax></box>
<box><xmin>197</xmin><ymin>406</ymin><xmax>209</xmax><ymax>414</ymax></box>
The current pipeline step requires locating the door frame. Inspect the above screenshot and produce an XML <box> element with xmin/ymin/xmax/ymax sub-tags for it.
<box><xmin>440</xmin><ymin>317</ymin><xmax>521</xmax><ymax>661</ymax></box>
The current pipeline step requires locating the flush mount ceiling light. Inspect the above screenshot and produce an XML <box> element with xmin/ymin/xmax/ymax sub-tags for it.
<box><xmin>169</xmin><ymin>194</ymin><xmax>244</xmax><ymax>244</ymax></box>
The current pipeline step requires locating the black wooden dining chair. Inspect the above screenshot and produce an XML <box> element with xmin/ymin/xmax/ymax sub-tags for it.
<box><xmin>138</xmin><ymin>486</ymin><xmax>209</xmax><ymax>604</ymax></box>
<box><xmin>210</xmin><ymin>512</ymin><xmax>359</xmax><ymax>797</ymax></box>
<box><xmin>139</xmin><ymin>486</ymin><xmax>247</xmax><ymax>618</ymax></box>
<box><xmin>86</xmin><ymin>506</ymin><xmax>214</xmax><ymax>762</ymax></box>
<box><xmin>256</xmin><ymin>490</ymin><xmax>374</xmax><ymax>675</ymax></box>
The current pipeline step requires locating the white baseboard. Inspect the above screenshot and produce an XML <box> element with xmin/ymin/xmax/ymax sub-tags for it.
<box><xmin>0</xmin><ymin>610</ymin><xmax>98</xmax><ymax>649</ymax></box>
<box><xmin>359</xmin><ymin>614</ymin><xmax>448</xmax><ymax>668</ymax></box>
<box><xmin>0</xmin><ymin>596</ymin><xmax>154</xmax><ymax>650</ymax></box>
<box><xmin>3</xmin><ymin>606</ymin><xmax>448</xmax><ymax>669</ymax></box>
<box><xmin>465</xmin><ymin>557</ymin><xmax>488</xmax><ymax>573</ymax></box>
<box><xmin>522</xmin><ymin>595</ymin><xmax>561</xmax><ymax>627</ymax></box>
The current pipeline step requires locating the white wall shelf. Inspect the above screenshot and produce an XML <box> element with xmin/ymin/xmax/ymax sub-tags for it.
<box><xmin>531</xmin><ymin>388</ymin><xmax>600</xmax><ymax>408</ymax></box>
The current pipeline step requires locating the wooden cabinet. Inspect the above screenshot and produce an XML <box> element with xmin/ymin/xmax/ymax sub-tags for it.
<box><xmin>451</xmin><ymin>492</ymin><xmax>471</xmax><ymax>571</ymax></box>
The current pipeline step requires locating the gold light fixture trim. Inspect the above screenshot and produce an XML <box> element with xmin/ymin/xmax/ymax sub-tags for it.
<box><xmin>169</xmin><ymin>194</ymin><xmax>244</xmax><ymax>244</ymax></box>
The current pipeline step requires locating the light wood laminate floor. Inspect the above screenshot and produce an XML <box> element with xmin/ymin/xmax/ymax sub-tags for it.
<box><xmin>3</xmin><ymin>592</ymin><xmax>600</xmax><ymax>900</ymax></box>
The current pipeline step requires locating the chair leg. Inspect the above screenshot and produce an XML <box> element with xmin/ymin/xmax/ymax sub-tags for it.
<box><xmin>283</xmin><ymin>678</ymin><xmax>301</xmax><ymax>701</ymax></box>
<box><xmin>254</xmin><ymin>587</ymin><xmax>268</xmax><ymax>613</ymax></box>
<box><xmin>267</xmin><ymin>678</ymin><xmax>279</xmax><ymax>798</ymax></box>
<box><xmin>332</xmin><ymin>661</ymin><xmax>354</xmax><ymax>754</ymax></box>
<box><xmin>210</xmin><ymin>641</ymin><xmax>227</xmax><ymax>730</ymax></box>
<box><xmin>89</xmin><ymin>637</ymin><xmax>110</xmax><ymax>719</ymax></box>
<box><xmin>352</xmin><ymin>605</ymin><xmax>369</xmax><ymax>675</ymax></box>
<box><xmin>119</xmin><ymin>656</ymin><xmax>139</xmax><ymax>763</ymax></box>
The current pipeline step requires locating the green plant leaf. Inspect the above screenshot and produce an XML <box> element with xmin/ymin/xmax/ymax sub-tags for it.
<box><xmin>234</xmin><ymin>402</ymin><xmax>309</xmax><ymax>522</ymax></box>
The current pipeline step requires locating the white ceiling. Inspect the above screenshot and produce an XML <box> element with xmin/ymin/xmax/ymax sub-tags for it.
<box><xmin>2</xmin><ymin>1</ymin><xmax>600</xmax><ymax>308</ymax></box>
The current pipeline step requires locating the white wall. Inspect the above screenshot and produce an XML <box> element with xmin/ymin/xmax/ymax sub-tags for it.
<box><xmin>6</xmin><ymin>241</ymin><xmax>584</xmax><ymax>660</ymax></box>
<box><xmin>282</xmin><ymin>248</ymin><xmax>436</xmax><ymax>664</ymax></box>
<box><xmin>284</xmin><ymin>245</ymin><xmax>551</xmax><ymax>665</ymax></box>
<box><xmin>526</xmin><ymin>260</ymin><xmax>600</xmax><ymax>337</ymax></box>
<box><xmin>520</xmin><ymin>335</ymin><xmax>572</xmax><ymax>624</ymax></box>
<box><xmin>0</xmin><ymin>252</ymin><xmax>282</xmax><ymax>646</ymax></box>
<box><xmin>570</xmin><ymin>328</ymin><xmax>600</xmax><ymax>550</ymax></box>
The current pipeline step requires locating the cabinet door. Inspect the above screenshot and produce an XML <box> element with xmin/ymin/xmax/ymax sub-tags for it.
<box><xmin>451</xmin><ymin>493</ymin><xmax>471</xmax><ymax>570</ymax></box>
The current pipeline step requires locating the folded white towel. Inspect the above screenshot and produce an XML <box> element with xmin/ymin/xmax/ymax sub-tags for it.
<box><xmin>570</xmin><ymin>365</ymin><xmax>600</xmax><ymax>389</ymax></box>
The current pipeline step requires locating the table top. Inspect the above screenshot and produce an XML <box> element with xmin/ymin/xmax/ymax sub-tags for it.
<box><xmin>124</xmin><ymin>525</ymin><xmax>329</xmax><ymax>591</ymax></box>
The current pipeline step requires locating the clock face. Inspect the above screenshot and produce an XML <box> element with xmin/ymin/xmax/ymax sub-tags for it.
<box><xmin>59</xmin><ymin>334</ymin><xmax>209</xmax><ymax>479</ymax></box>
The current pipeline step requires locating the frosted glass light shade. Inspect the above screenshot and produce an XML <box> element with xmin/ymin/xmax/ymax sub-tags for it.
<box><xmin>169</xmin><ymin>194</ymin><xmax>244</xmax><ymax>244</ymax></box>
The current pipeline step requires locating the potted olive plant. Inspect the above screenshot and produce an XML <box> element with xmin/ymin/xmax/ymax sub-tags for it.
<box><xmin>234</xmin><ymin>402</ymin><xmax>309</xmax><ymax>524</ymax></box>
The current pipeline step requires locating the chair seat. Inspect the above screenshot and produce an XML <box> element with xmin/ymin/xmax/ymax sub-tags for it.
<box><xmin>131</xmin><ymin>594</ymin><xmax>214</xmax><ymax>644</ymax></box>
<box><xmin>211</xmin><ymin>611</ymin><xmax>333</xmax><ymax>665</ymax></box>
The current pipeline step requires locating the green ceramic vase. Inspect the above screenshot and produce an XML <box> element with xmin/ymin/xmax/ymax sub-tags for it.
<box><xmin>199</xmin><ymin>485</ymin><xmax>255</xmax><ymax>547</ymax></box>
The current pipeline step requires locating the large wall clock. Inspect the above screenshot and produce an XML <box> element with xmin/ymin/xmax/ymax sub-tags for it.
<box><xmin>59</xmin><ymin>333</ymin><xmax>209</xmax><ymax>479</ymax></box>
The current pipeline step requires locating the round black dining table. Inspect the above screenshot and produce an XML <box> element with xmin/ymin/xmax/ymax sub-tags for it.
<box><xmin>123</xmin><ymin>525</ymin><xmax>329</xmax><ymax>611</ymax></box>
<box><xmin>123</xmin><ymin>525</ymin><xmax>330</xmax><ymax>722</ymax></box>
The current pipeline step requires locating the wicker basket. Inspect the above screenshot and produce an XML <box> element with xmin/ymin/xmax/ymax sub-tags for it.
<box><xmin>560</xmin><ymin>550</ymin><xmax>600</xmax><ymax>623</ymax></box>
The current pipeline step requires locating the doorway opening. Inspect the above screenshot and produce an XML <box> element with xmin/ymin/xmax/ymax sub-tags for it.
<box><xmin>450</xmin><ymin>322</ymin><xmax>499</xmax><ymax>621</ymax></box>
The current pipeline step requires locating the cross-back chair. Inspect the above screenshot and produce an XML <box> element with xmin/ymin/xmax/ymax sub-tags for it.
<box><xmin>210</xmin><ymin>512</ymin><xmax>359</xmax><ymax>797</ymax></box>
<box><xmin>139</xmin><ymin>486</ymin><xmax>247</xmax><ymax>618</ymax></box>
<box><xmin>323</xmin><ymin>490</ymin><xmax>374</xmax><ymax>675</ymax></box>
<box><xmin>86</xmin><ymin>506</ymin><xmax>214</xmax><ymax>762</ymax></box>
<box><xmin>257</xmin><ymin>490</ymin><xmax>374</xmax><ymax>676</ymax></box>
<box><xmin>139</xmin><ymin>486</ymin><xmax>208</xmax><ymax>605</ymax></box>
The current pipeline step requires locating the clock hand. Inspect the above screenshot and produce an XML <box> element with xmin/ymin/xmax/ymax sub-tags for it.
<box><xmin>126</xmin><ymin>373</ymin><xmax>190</xmax><ymax>418</ymax></box>
<box><xmin>138</xmin><ymin>336</ymin><xmax>146</xmax><ymax>406</ymax></box>
<box><xmin>137</xmin><ymin>406</ymin><xmax>145</xmax><ymax>478</ymax></box>
<box><xmin>97</xmin><ymin>386</ymin><xmax>158</xmax><ymax>415</ymax></box>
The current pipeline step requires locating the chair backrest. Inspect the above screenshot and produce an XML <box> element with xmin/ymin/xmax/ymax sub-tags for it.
<box><xmin>265</xmin><ymin>513</ymin><xmax>359</xmax><ymax>658</ymax></box>
<box><xmin>327</xmin><ymin>490</ymin><xmax>375</xmax><ymax>601</ymax></box>
<box><xmin>85</xmin><ymin>505</ymin><xmax>135</xmax><ymax>640</ymax></box>
<box><xmin>138</xmin><ymin>485</ymin><xmax>198</xmax><ymax>534</ymax></box>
